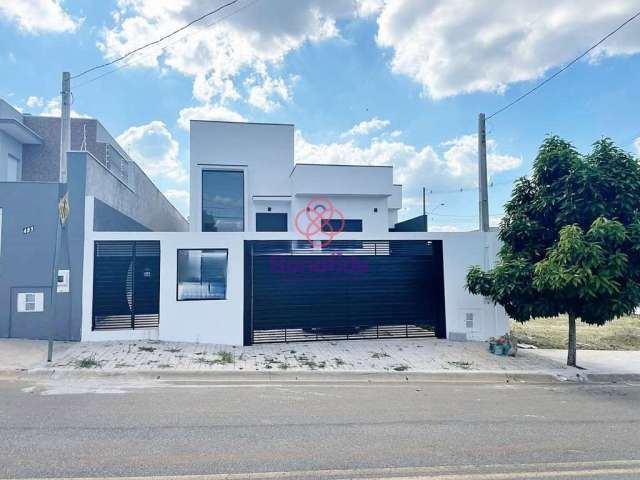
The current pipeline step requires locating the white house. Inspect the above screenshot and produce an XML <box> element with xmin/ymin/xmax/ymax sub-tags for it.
<box><xmin>80</xmin><ymin>120</ymin><xmax>508</xmax><ymax>346</ymax></box>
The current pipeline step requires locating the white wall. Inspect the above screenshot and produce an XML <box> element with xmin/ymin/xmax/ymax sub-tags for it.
<box><xmin>83</xmin><ymin>197</ymin><xmax>246</xmax><ymax>344</ymax></box>
<box><xmin>82</xmin><ymin>200</ymin><xmax>508</xmax><ymax>345</ymax></box>
<box><xmin>291</xmin><ymin>164</ymin><xmax>394</xmax><ymax>196</ymax></box>
<box><xmin>190</xmin><ymin>121</ymin><xmax>294</xmax><ymax>232</ymax></box>
<box><xmin>291</xmin><ymin>195</ymin><xmax>390</xmax><ymax>234</ymax></box>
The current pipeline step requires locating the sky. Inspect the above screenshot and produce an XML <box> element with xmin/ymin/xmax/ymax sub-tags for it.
<box><xmin>1</xmin><ymin>0</ymin><xmax>639</xmax><ymax>231</ymax></box>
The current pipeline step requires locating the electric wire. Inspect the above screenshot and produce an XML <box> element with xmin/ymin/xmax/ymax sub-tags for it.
<box><xmin>487</xmin><ymin>9</ymin><xmax>640</xmax><ymax>120</ymax></box>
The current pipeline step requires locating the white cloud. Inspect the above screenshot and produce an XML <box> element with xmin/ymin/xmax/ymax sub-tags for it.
<box><xmin>177</xmin><ymin>103</ymin><xmax>246</xmax><ymax>130</ymax></box>
<box><xmin>342</xmin><ymin>117</ymin><xmax>391</xmax><ymax>137</ymax></box>
<box><xmin>246</xmin><ymin>72</ymin><xmax>291</xmax><ymax>112</ymax></box>
<box><xmin>376</xmin><ymin>1</ymin><xmax>640</xmax><ymax>98</ymax></box>
<box><xmin>0</xmin><ymin>0</ymin><xmax>82</xmax><ymax>33</ymax></box>
<box><xmin>38</xmin><ymin>97</ymin><xmax>91</xmax><ymax>118</ymax></box>
<box><xmin>356</xmin><ymin>0</ymin><xmax>385</xmax><ymax>17</ymax></box>
<box><xmin>163</xmin><ymin>189</ymin><xmax>189</xmax><ymax>202</ymax></box>
<box><xmin>25</xmin><ymin>96</ymin><xmax>43</xmax><ymax>108</ymax></box>
<box><xmin>99</xmin><ymin>1</ymin><xmax>374</xmax><ymax>111</ymax></box>
<box><xmin>295</xmin><ymin>130</ymin><xmax>521</xmax><ymax>220</ymax></box>
<box><xmin>634</xmin><ymin>137</ymin><xmax>640</xmax><ymax>155</ymax></box>
<box><xmin>116</xmin><ymin>121</ymin><xmax>187</xmax><ymax>183</ymax></box>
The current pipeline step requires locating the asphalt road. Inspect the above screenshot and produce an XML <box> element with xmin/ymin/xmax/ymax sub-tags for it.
<box><xmin>0</xmin><ymin>376</ymin><xmax>639</xmax><ymax>479</ymax></box>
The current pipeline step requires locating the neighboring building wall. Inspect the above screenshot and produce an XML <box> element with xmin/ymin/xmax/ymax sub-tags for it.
<box><xmin>0</xmin><ymin>182</ymin><xmax>69</xmax><ymax>340</ymax></box>
<box><xmin>76</xmin><ymin>151</ymin><xmax>188</xmax><ymax>232</ymax></box>
<box><xmin>0</xmin><ymin>131</ymin><xmax>23</xmax><ymax>182</ymax></box>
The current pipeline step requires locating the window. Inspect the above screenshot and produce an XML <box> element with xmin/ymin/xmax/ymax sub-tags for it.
<box><xmin>322</xmin><ymin>219</ymin><xmax>363</xmax><ymax>232</ymax></box>
<box><xmin>7</xmin><ymin>154</ymin><xmax>21</xmax><ymax>182</ymax></box>
<box><xmin>202</xmin><ymin>170</ymin><xmax>244</xmax><ymax>232</ymax></box>
<box><xmin>256</xmin><ymin>213</ymin><xmax>288</xmax><ymax>232</ymax></box>
<box><xmin>177</xmin><ymin>249</ymin><xmax>228</xmax><ymax>301</ymax></box>
<box><xmin>17</xmin><ymin>292</ymin><xmax>44</xmax><ymax>312</ymax></box>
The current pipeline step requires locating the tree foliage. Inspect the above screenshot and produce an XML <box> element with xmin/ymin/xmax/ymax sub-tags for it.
<box><xmin>467</xmin><ymin>137</ymin><xmax>640</xmax><ymax>330</ymax></box>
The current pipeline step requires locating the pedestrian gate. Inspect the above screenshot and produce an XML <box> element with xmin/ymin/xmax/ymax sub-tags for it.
<box><xmin>92</xmin><ymin>241</ymin><xmax>160</xmax><ymax>330</ymax></box>
<box><xmin>244</xmin><ymin>240</ymin><xmax>446</xmax><ymax>344</ymax></box>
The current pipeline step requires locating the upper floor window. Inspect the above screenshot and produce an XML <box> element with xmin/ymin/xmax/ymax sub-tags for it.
<box><xmin>256</xmin><ymin>212</ymin><xmax>288</xmax><ymax>232</ymax></box>
<box><xmin>202</xmin><ymin>170</ymin><xmax>244</xmax><ymax>232</ymax></box>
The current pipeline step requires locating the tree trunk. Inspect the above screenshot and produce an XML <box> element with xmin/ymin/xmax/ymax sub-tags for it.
<box><xmin>567</xmin><ymin>313</ymin><xmax>577</xmax><ymax>367</ymax></box>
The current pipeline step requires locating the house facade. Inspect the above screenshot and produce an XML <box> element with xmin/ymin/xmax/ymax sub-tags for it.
<box><xmin>0</xmin><ymin>99</ymin><xmax>187</xmax><ymax>341</ymax></box>
<box><xmin>80</xmin><ymin>120</ymin><xmax>508</xmax><ymax>346</ymax></box>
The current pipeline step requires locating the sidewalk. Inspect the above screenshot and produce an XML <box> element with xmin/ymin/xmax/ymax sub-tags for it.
<box><xmin>530</xmin><ymin>349</ymin><xmax>640</xmax><ymax>375</ymax></box>
<box><xmin>3</xmin><ymin>338</ymin><xmax>638</xmax><ymax>381</ymax></box>
<box><xmin>19</xmin><ymin>337</ymin><xmax>568</xmax><ymax>374</ymax></box>
<box><xmin>0</xmin><ymin>339</ymin><xmax>73</xmax><ymax>371</ymax></box>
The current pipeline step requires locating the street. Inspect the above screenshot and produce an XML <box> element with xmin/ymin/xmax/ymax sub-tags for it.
<box><xmin>0</xmin><ymin>377</ymin><xmax>639</xmax><ymax>479</ymax></box>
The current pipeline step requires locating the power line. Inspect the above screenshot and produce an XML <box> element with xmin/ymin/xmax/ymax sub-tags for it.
<box><xmin>71</xmin><ymin>0</ymin><xmax>241</xmax><ymax>80</ymax></box>
<box><xmin>72</xmin><ymin>0</ymin><xmax>260</xmax><ymax>90</ymax></box>
<box><xmin>487</xmin><ymin>9</ymin><xmax>640</xmax><ymax>120</ymax></box>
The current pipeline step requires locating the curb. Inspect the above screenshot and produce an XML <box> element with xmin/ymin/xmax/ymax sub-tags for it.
<box><xmin>1</xmin><ymin>368</ymin><xmax>579</xmax><ymax>384</ymax></box>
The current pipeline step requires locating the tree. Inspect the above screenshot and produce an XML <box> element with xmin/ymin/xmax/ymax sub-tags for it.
<box><xmin>467</xmin><ymin>136</ymin><xmax>640</xmax><ymax>366</ymax></box>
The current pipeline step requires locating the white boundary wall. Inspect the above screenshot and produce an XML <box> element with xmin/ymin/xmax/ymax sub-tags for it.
<box><xmin>82</xmin><ymin>197</ymin><xmax>508</xmax><ymax>344</ymax></box>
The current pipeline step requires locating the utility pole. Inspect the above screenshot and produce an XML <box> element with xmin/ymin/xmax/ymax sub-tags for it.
<box><xmin>478</xmin><ymin>113</ymin><xmax>489</xmax><ymax>232</ymax></box>
<box><xmin>422</xmin><ymin>186</ymin><xmax>427</xmax><ymax>232</ymax></box>
<box><xmin>49</xmin><ymin>72</ymin><xmax>72</xmax><ymax>362</ymax></box>
<box><xmin>60</xmin><ymin>72</ymin><xmax>71</xmax><ymax>182</ymax></box>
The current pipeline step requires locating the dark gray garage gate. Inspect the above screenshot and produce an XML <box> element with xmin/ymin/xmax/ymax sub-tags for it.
<box><xmin>244</xmin><ymin>240</ymin><xmax>446</xmax><ymax>345</ymax></box>
<box><xmin>92</xmin><ymin>241</ymin><xmax>160</xmax><ymax>330</ymax></box>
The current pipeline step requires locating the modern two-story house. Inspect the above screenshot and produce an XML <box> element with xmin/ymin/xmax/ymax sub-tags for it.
<box><xmin>80</xmin><ymin>119</ymin><xmax>508</xmax><ymax>346</ymax></box>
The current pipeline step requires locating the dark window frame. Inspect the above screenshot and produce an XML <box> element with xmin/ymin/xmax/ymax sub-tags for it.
<box><xmin>321</xmin><ymin>218</ymin><xmax>363</xmax><ymax>232</ymax></box>
<box><xmin>256</xmin><ymin>212</ymin><xmax>288</xmax><ymax>232</ymax></box>
<box><xmin>176</xmin><ymin>248</ymin><xmax>229</xmax><ymax>302</ymax></box>
<box><xmin>201</xmin><ymin>169</ymin><xmax>245</xmax><ymax>232</ymax></box>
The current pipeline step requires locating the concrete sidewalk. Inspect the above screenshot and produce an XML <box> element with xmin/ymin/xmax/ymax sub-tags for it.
<box><xmin>7</xmin><ymin>337</ymin><xmax>567</xmax><ymax>374</ymax></box>
<box><xmin>3</xmin><ymin>338</ymin><xmax>638</xmax><ymax>381</ymax></box>
<box><xmin>0</xmin><ymin>339</ymin><xmax>73</xmax><ymax>371</ymax></box>
<box><xmin>530</xmin><ymin>349</ymin><xmax>640</xmax><ymax>375</ymax></box>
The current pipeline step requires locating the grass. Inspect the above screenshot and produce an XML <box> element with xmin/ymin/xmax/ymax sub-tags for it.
<box><xmin>447</xmin><ymin>361</ymin><xmax>474</xmax><ymax>370</ymax></box>
<box><xmin>511</xmin><ymin>315</ymin><xmax>640</xmax><ymax>350</ymax></box>
<box><xmin>76</xmin><ymin>355</ymin><xmax>102</xmax><ymax>369</ymax></box>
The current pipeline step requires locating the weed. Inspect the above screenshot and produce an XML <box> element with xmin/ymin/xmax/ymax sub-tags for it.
<box><xmin>217</xmin><ymin>351</ymin><xmax>235</xmax><ymax>364</ymax></box>
<box><xmin>371</xmin><ymin>351</ymin><xmax>390</xmax><ymax>359</ymax></box>
<box><xmin>334</xmin><ymin>357</ymin><xmax>346</xmax><ymax>366</ymax></box>
<box><xmin>392</xmin><ymin>364</ymin><xmax>409</xmax><ymax>372</ymax></box>
<box><xmin>138</xmin><ymin>346</ymin><xmax>157</xmax><ymax>353</ymax></box>
<box><xmin>157</xmin><ymin>364</ymin><xmax>173</xmax><ymax>369</ymax></box>
<box><xmin>448</xmin><ymin>361</ymin><xmax>473</xmax><ymax>370</ymax></box>
<box><xmin>164</xmin><ymin>347</ymin><xmax>182</xmax><ymax>353</ymax></box>
<box><xmin>76</xmin><ymin>355</ymin><xmax>102</xmax><ymax>369</ymax></box>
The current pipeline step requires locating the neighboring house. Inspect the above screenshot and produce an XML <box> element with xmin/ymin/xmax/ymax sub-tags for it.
<box><xmin>82</xmin><ymin>120</ymin><xmax>508</xmax><ymax>346</ymax></box>
<box><xmin>0</xmin><ymin>99</ymin><xmax>187</xmax><ymax>341</ymax></box>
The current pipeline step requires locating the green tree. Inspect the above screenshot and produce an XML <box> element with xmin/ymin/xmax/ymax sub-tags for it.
<box><xmin>467</xmin><ymin>136</ymin><xmax>640</xmax><ymax>366</ymax></box>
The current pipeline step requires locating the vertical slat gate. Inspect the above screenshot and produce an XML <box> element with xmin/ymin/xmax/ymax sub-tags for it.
<box><xmin>245</xmin><ymin>240</ymin><xmax>446</xmax><ymax>345</ymax></box>
<box><xmin>92</xmin><ymin>240</ymin><xmax>160</xmax><ymax>330</ymax></box>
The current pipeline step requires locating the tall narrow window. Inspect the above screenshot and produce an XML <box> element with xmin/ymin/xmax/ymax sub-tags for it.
<box><xmin>202</xmin><ymin>170</ymin><xmax>244</xmax><ymax>232</ymax></box>
<box><xmin>7</xmin><ymin>154</ymin><xmax>20</xmax><ymax>182</ymax></box>
<box><xmin>177</xmin><ymin>249</ymin><xmax>228</xmax><ymax>301</ymax></box>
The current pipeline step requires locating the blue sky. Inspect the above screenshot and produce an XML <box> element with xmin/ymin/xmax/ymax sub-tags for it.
<box><xmin>1</xmin><ymin>0</ymin><xmax>639</xmax><ymax>230</ymax></box>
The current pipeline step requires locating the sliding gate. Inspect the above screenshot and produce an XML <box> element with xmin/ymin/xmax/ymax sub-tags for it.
<box><xmin>92</xmin><ymin>241</ymin><xmax>160</xmax><ymax>330</ymax></box>
<box><xmin>244</xmin><ymin>240</ymin><xmax>446</xmax><ymax>344</ymax></box>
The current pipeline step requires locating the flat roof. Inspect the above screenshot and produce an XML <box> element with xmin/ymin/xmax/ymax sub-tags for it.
<box><xmin>0</xmin><ymin>118</ymin><xmax>42</xmax><ymax>144</ymax></box>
